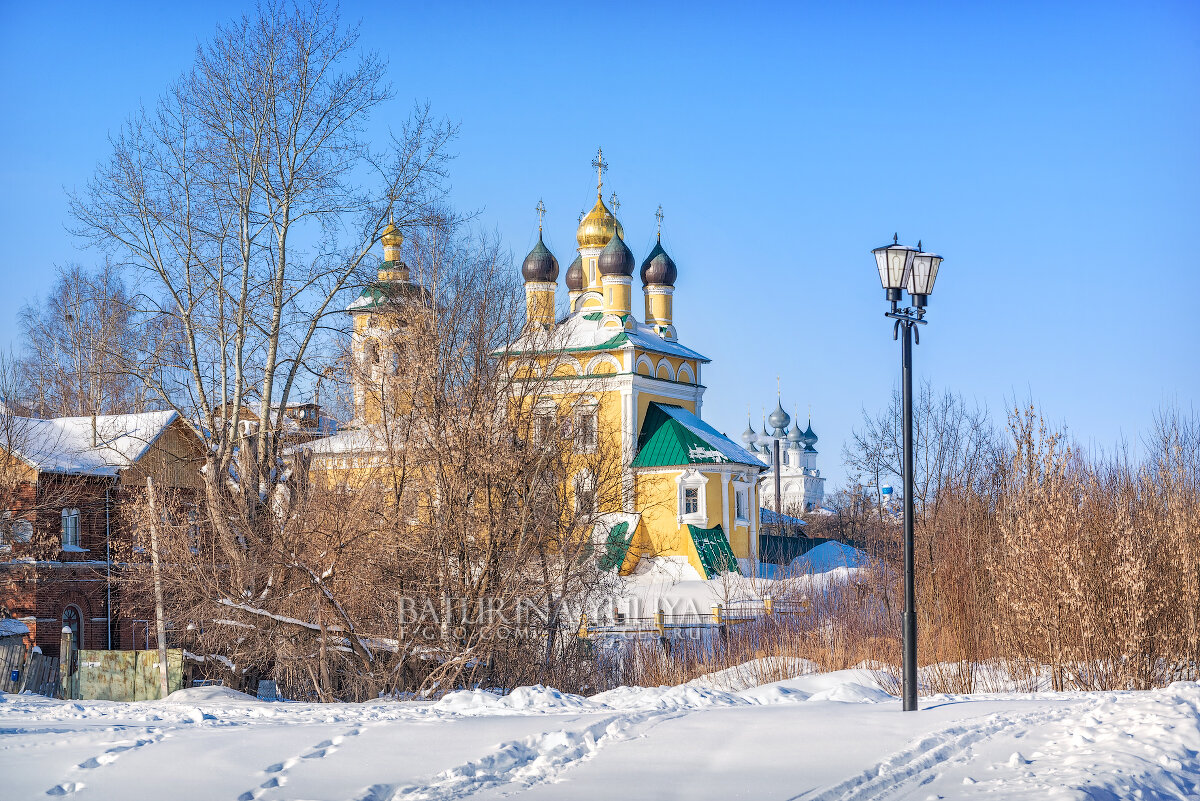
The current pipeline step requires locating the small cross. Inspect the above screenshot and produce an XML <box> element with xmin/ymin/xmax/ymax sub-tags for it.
<box><xmin>535</xmin><ymin>199</ymin><xmax>546</xmax><ymax>231</ymax></box>
<box><xmin>591</xmin><ymin>146</ymin><xmax>608</xmax><ymax>194</ymax></box>
<box><xmin>655</xmin><ymin>205</ymin><xmax>664</xmax><ymax>238</ymax></box>
<box><xmin>608</xmin><ymin>191</ymin><xmax>620</xmax><ymax>215</ymax></box>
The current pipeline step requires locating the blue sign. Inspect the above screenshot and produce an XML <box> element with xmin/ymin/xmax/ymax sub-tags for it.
<box><xmin>9</xmin><ymin>669</ymin><xmax>18</xmax><ymax>683</ymax></box>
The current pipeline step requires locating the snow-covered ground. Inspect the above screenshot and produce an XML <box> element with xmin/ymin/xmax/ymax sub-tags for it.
<box><xmin>609</xmin><ymin>546</ymin><xmax>867</xmax><ymax>621</ymax></box>
<box><xmin>4</xmin><ymin>673</ymin><xmax>1199</xmax><ymax>800</ymax></box>
<box><xmin>5</xmin><ymin>551</ymin><xmax>1196</xmax><ymax>799</ymax></box>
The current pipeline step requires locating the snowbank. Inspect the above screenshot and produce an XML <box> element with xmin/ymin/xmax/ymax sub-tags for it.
<box><xmin>790</xmin><ymin>541</ymin><xmax>868</xmax><ymax>573</ymax></box>
<box><xmin>161</xmin><ymin>686</ymin><xmax>263</xmax><ymax>705</ymax></box>
<box><xmin>3</xmin><ymin>674</ymin><xmax>1198</xmax><ymax>799</ymax></box>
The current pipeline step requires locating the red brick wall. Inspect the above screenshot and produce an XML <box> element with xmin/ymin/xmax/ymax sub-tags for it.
<box><xmin>2</xmin><ymin>464</ymin><xmax>204</xmax><ymax>656</ymax></box>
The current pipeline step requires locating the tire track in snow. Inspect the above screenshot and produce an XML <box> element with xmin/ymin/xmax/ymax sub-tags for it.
<box><xmin>356</xmin><ymin>709</ymin><xmax>692</xmax><ymax>801</ymax></box>
<box><xmin>239</xmin><ymin>725</ymin><xmax>366</xmax><ymax>801</ymax></box>
<box><xmin>801</xmin><ymin>705</ymin><xmax>1070</xmax><ymax>801</ymax></box>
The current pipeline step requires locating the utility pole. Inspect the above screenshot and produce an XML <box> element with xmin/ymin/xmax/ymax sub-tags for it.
<box><xmin>146</xmin><ymin>477</ymin><xmax>170</xmax><ymax>699</ymax></box>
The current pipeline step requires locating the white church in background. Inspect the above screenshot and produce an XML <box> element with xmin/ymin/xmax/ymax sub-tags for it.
<box><xmin>741</xmin><ymin>398</ymin><xmax>826</xmax><ymax>513</ymax></box>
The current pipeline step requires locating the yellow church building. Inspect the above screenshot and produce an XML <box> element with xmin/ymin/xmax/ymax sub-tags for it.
<box><xmin>507</xmin><ymin>153</ymin><xmax>765</xmax><ymax>579</ymax></box>
<box><xmin>304</xmin><ymin>153</ymin><xmax>764</xmax><ymax>580</ymax></box>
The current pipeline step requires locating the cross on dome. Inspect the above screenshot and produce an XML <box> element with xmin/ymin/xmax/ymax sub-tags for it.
<box><xmin>535</xmin><ymin>199</ymin><xmax>546</xmax><ymax>232</ymax></box>
<box><xmin>591</xmin><ymin>146</ymin><xmax>608</xmax><ymax>196</ymax></box>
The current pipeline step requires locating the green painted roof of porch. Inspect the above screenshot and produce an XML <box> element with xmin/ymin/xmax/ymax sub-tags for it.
<box><xmin>632</xmin><ymin>403</ymin><xmax>764</xmax><ymax>468</ymax></box>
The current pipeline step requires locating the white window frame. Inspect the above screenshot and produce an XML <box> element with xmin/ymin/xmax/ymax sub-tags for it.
<box><xmin>533</xmin><ymin>400</ymin><xmax>558</xmax><ymax>446</ymax></box>
<box><xmin>676</xmin><ymin>470</ymin><xmax>708</xmax><ymax>525</ymax></box>
<box><xmin>574</xmin><ymin>470</ymin><xmax>596</xmax><ymax>516</ymax></box>
<box><xmin>574</xmin><ymin>404</ymin><xmax>598</xmax><ymax>454</ymax></box>
<box><xmin>735</xmin><ymin>488</ymin><xmax>747</xmax><ymax>523</ymax></box>
<box><xmin>732</xmin><ymin>472</ymin><xmax>755</xmax><ymax>526</ymax></box>
<box><xmin>61</xmin><ymin>508</ymin><xmax>81</xmax><ymax>550</ymax></box>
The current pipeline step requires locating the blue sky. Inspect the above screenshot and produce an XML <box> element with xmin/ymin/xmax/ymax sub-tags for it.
<box><xmin>1</xmin><ymin>1</ymin><xmax>1197</xmax><ymax>490</ymax></box>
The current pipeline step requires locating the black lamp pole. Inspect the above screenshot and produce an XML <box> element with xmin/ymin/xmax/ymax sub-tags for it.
<box><xmin>872</xmin><ymin>234</ymin><xmax>943</xmax><ymax>713</ymax></box>
<box><xmin>897</xmin><ymin>308</ymin><xmax>919</xmax><ymax>712</ymax></box>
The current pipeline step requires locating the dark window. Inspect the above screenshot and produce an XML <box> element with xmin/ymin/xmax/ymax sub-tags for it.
<box><xmin>62</xmin><ymin>605</ymin><xmax>82</xmax><ymax>647</ymax></box>
<box><xmin>61</xmin><ymin>508</ymin><xmax>81</xmax><ymax>549</ymax></box>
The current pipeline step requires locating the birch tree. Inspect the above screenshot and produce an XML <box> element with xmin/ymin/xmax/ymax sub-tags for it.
<box><xmin>71</xmin><ymin>2</ymin><xmax>454</xmax><ymax>605</ymax></box>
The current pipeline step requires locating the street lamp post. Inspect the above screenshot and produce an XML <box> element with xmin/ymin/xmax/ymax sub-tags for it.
<box><xmin>871</xmin><ymin>233</ymin><xmax>943</xmax><ymax>712</ymax></box>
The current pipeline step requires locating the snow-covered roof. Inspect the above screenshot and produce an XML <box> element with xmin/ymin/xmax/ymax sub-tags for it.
<box><xmin>289</xmin><ymin>425</ymin><xmax>388</xmax><ymax>456</ymax></box>
<box><xmin>633</xmin><ymin>403</ymin><xmax>765</xmax><ymax>469</ymax></box>
<box><xmin>760</xmin><ymin>508</ymin><xmax>807</xmax><ymax>528</ymax></box>
<box><xmin>2</xmin><ymin>411</ymin><xmax>180</xmax><ymax>477</ymax></box>
<box><xmin>0</xmin><ymin>618</ymin><xmax>29</xmax><ymax>638</ymax></box>
<box><xmin>505</xmin><ymin>311</ymin><xmax>710</xmax><ymax>364</ymax></box>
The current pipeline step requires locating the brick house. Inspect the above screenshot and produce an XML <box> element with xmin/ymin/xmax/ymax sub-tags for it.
<box><xmin>0</xmin><ymin>411</ymin><xmax>204</xmax><ymax>656</ymax></box>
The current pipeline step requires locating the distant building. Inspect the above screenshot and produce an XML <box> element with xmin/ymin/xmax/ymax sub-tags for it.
<box><xmin>0</xmin><ymin>412</ymin><xmax>204</xmax><ymax>655</ymax></box>
<box><xmin>741</xmin><ymin>399</ymin><xmax>826</xmax><ymax>514</ymax></box>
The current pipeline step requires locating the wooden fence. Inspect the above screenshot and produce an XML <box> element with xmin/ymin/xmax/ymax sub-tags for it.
<box><xmin>0</xmin><ymin>637</ymin><xmax>62</xmax><ymax>698</ymax></box>
<box><xmin>1</xmin><ymin>633</ymin><xmax>184</xmax><ymax>701</ymax></box>
<box><xmin>578</xmin><ymin>596</ymin><xmax>810</xmax><ymax>641</ymax></box>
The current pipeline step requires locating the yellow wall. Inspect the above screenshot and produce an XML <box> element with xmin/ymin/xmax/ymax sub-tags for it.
<box><xmin>631</xmin><ymin>471</ymin><xmax>694</xmax><ymax>568</ymax></box>
<box><xmin>644</xmin><ymin>290</ymin><xmax>673</xmax><ymax>326</ymax></box>
<box><xmin>602</xmin><ymin>278</ymin><xmax>632</xmax><ymax>316</ymax></box>
<box><xmin>627</xmin><ymin>466</ymin><xmax>757</xmax><ymax>577</ymax></box>
<box><xmin>635</xmin><ymin>392</ymin><xmax>696</xmax><ymax>430</ymax></box>
<box><xmin>524</xmin><ymin>285</ymin><xmax>556</xmax><ymax>327</ymax></box>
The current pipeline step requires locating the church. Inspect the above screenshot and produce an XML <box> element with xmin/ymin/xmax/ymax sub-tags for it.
<box><xmin>742</xmin><ymin>401</ymin><xmax>826</xmax><ymax>514</ymax></box>
<box><xmin>305</xmin><ymin>151</ymin><xmax>765</xmax><ymax>579</ymax></box>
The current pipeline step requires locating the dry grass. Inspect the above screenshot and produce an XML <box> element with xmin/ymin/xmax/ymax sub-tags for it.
<box><xmin>609</xmin><ymin>406</ymin><xmax>1200</xmax><ymax>696</ymax></box>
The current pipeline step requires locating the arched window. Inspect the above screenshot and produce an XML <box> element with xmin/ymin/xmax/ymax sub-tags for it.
<box><xmin>62</xmin><ymin>605</ymin><xmax>82</xmax><ymax>648</ymax></box>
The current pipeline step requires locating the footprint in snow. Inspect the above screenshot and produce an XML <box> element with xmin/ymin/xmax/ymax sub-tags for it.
<box><xmin>245</xmin><ymin>727</ymin><xmax>362</xmax><ymax>799</ymax></box>
<box><xmin>46</xmin><ymin>782</ymin><xmax>86</xmax><ymax>796</ymax></box>
<box><xmin>76</xmin><ymin>737</ymin><xmax>159</xmax><ymax>769</ymax></box>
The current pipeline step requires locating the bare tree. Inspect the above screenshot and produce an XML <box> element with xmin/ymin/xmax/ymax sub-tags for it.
<box><xmin>844</xmin><ymin>380</ymin><xmax>1000</xmax><ymax>523</ymax></box>
<box><xmin>17</xmin><ymin>263</ymin><xmax>161</xmax><ymax>417</ymax></box>
<box><xmin>71</xmin><ymin>2</ymin><xmax>455</xmax><ymax>640</ymax></box>
<box><xmin>120</xmin><ymin>218</ymin><xmax>633</xmax><ymax>699</ymax></box>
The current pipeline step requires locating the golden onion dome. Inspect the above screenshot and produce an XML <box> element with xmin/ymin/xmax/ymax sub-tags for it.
<box><xmin>381</xmin><ymin>221</ymin><xmax>404</xmax><ymax>249</ymax></box>
<box><xmin>576</xmin><ymin>195</ymin><xmax>625</xmax><ymax>249</ymax></box>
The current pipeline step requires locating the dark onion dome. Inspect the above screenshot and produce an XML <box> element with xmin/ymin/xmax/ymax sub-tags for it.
<box><xmin>565</xmin><ymin>254</ymin><xmax>584</xmax><ymax>291</ymax></box>
<box><xmin>803</xmin><ymin>420</ymin><xmax>818</xmax><ymax>446</ymax></box>
<box><xmin>768</xmin><ymin>400</ymin><xmax>791</xmax><ymax>433</ymax></box>
<box><xmin>597</xmin><ymin>230</ymin><xmax>635</xmax><ymax>276</ymax></box>
<box><xmin>639</xmin><ymin>237</ymin><xmax>678</xmax><ymax>286</ymax></box>
<box><xmin>521</xmin><ymin>233</ymin><xmax>559</xmax><ymax>282</ymax></box>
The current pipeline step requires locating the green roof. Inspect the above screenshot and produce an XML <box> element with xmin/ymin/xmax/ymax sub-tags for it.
<box><xmin>689</xmin><ymin>524</ymin><xmax>741</xmax><ymax>578</ymax></box>
<box><xmin>347</xmin><ymin>276</ymin><xmax>431</xmax><ymax>312</ymax></box>
<box><xmin>597</xmin><ymin>521</ymin><xmax>632</xmax><ymax>572</ymax></box>
<box><xmin>632</xmin><ymin>403</ymin><xmax>764</xmax><ymax>468</ymax></box>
